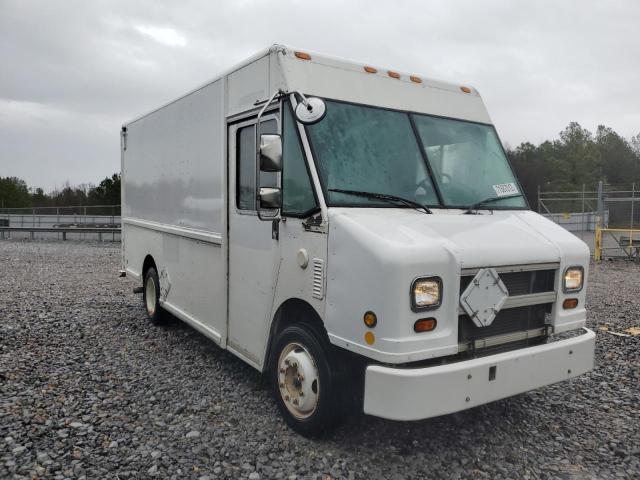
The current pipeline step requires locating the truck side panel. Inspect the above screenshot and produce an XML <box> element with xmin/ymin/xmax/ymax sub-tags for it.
<box><xmin>122</xmin><ymin>79</ymin><xmax>227</xmax><ymax>345</ymax></box>
<box><xmin>124</xmin><ymin>80</ymin><xmax>224</xmax><ymax>232</ymax></box>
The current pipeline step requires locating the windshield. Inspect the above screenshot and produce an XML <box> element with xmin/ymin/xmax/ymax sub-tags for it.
<box><xmin>305</xmin><ymin>100</ymin><xmax>527</xmax><ymax>210</ymax></box>
<box><xmin>411</xmin><ymin>114</ymin><xmax>526</xmax><ymax>208</ymax></box>
<box><xmin>305</xmin><ymin>101</ymin><xmax>439</xmax><ymax>207</ymax></box>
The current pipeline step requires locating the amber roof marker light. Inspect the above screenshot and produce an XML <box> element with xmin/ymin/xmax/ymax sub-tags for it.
<box><xmin>387</xmin><ymin>70</ymin><xmax>401</xmax><ymax>79</ymax></box>
<box><xmin>410</xmin><ymin>75</ymin><xmax>423</xmax><ymax>84</ymax></box>
<box><xmin>460</xmin><ymin>86</ymin><xmax>472</xmax><ymax>93</ymax></box>
<box><xmin>294</xmin><ymin>51</ymin><xmax>312</xmax><ymax>60</ymax></box>
<box><xmin>364</xmin><ymin>66</ymin><xmax>378</xmax><ymax>74</ymax></box>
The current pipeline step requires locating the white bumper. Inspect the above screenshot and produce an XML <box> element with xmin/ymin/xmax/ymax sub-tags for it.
<box><xmin>363</xmin><ymin>328</ymin><xmax>595</xmax><ymax>421</ymax></box>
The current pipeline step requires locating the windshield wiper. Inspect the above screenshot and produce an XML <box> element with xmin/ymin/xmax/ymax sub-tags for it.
<box><xmin>463</xmin><ymin>193</ymin><xmax>523</xmax><ymax>214</ymax></box>
<box><xmin>329</xmin><ymin>188</ymin><xmax>432</xmax><ymax>214</ymax></box>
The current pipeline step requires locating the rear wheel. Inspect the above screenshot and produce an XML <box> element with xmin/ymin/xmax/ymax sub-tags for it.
<box><xmin>143</xmin><ymin>267</ymin><xmax>165</xmax><ymax>325</ymax></box>
<box><xmin>269</xmin><ymin>323</ymin><xmax>343</xmax><ymax>436</ymax></box>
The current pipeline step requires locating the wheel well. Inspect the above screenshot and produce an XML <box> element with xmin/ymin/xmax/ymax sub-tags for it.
<box><xmin>142</xmin><ymin>255</ymin><xmax>156</xmax><ymax>279</ymax></box>
<box><xmin>263</xmin><ymin>298</ymin><xmax>326</xmax><ymax>370</ymax></box>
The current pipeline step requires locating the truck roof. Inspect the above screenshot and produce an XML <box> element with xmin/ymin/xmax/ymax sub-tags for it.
<box><xmin>124</xmin><ymin>44</ymin><xmax>490</xmax><ymax>126</ymax></box>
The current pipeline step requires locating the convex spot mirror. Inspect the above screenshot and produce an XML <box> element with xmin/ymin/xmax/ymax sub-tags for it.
<box><xmin>259</xmin><ymin>187</ymin><xmax>282</xmax><ymax>209</ymax></box>
<box><xmin>295</xmin><ymin>97</ymin><xmax>327</xmax><ymax>125</ymax></box>
<box><xmin>260</xmin><ymin>134</ymin><xmax>282</xmax><ymax>172</ymax></box>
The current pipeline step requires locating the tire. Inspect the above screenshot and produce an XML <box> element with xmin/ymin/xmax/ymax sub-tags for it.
<box><xmin>269</xmin><ymin>323</ymin><xmax>344</xmax><ymax>436</ymax></box>
<box><xmin>143</xmin><ymin>267</ymin><xmax>165</xmax><ymax>325</ymax></box>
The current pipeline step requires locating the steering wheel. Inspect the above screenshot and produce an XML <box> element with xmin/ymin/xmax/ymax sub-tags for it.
<box><xmin>416</xmin><ymin>173</ymin><xmax>451</xmax><ymax>194</ymax></box>
<box><xmin>416</xmin><ymin>178</ymin><xmax>432</xmax><ymax>194</ymax></box>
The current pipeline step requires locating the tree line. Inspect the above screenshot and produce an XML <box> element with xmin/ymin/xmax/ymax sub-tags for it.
<box><xmin>507</xmin><ymin>123</ymin><xmax>640</xmax><ymax>207</ymax></box>
<box><xmin>0</xmin><ymin>173</ymin><xmax>121</xmax><ymax>210</ymax></box>
<box><xmin>1</xmin><ymin>121</ymin><xmax>639</xmax><ymax>210</ymax></box>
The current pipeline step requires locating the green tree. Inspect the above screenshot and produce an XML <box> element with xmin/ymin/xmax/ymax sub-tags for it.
<box><xmin>50</xmin><ymin>182</ymin><xmax>90</xmax><ymax>207</ymax></box>
<box><xmin>31</xmin><ymin>187</ymin><xmax>49</xmax><ymax>207</ymax></box>
<box><xmin>88</xmin><ymin>173</ymin><xmax>121</xmax><ymax>205</ymax></box>
<box><xmin>0</xmin><ymin>177</ymin><xmax>31</xmax><ymax>208</ymax></box>
<box><xmin>595</xmin><ymin>126</ymin><xmax>639</xmax><ymax>185</ymax></box>
<box><xmin>507</xmin><ymin>142</ymin><xmax>547</xmax><ymax>206</ymax></box>
<box><xmin>549</xmin><ymin>122</ymin><xmax>601</xmax><ymax>190</ymax></box>
<box><xmin>630</xmin><ymin>133</ymin><xmax>640</xmax><ymax>157</ymax></box>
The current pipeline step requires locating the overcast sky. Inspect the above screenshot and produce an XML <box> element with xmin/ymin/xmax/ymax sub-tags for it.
<box><xmin>1</xmin><ymin>0</ymin><xmax>639</xmax><ymax>191</ymax></box>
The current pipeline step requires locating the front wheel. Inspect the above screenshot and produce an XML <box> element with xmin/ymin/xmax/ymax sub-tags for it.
<box><xmin>269</xmin><ymin>323</ymin><xmax>343</xmax><ymax>436</ymax></box>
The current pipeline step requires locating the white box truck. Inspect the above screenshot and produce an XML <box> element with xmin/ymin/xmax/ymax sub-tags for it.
<box><xmin>121</xmin><ymin>45</ymin><xmax>595</xmax><ymax>436</ymax></box>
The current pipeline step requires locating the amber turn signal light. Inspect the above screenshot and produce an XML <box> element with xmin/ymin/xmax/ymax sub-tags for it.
<box><xmin>364</xmin><ymin>331</ymin><xmax>375</xmax><ymax>345</ymax></box>
<box><xmin>414</xmin><ymin>318</ymin><xmax>437</xmax><ymax>333</ymax></box>
<box><xmin>364</xmin><ymin>311</ymin><xmax>377</xmax><ymax>328</ymax></box>
<box><xmin>563</xmin><ymin>298</ymin><xmax>578</xmax><ymax>309</ymax></box>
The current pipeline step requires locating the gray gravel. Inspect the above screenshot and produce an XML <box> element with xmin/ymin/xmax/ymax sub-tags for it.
<box><xmin>1</xmin><ymin>240</ymin><xmax>638</xmax><ymax>479</ymax></box>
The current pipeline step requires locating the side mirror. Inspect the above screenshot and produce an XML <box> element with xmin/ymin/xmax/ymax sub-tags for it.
<box><xmin>295</xmin><ymin>97</ymin><xmax>326</xmax><ymax>125</ymax></box>
<box><xmin>260</xmin><ymin>134</ymin><xmax>282</xmax><ymax>172</ymax></box>
<box><xmin>259</xmin><ymin>187</ymin><xmax>282</xmax><ymax>209</ymax></box>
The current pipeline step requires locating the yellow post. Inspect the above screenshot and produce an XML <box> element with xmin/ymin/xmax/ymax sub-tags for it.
<box><xmin>594</xmin><ymin>226</ymin><xmax>602</xmax><ymax>261</ymax></box>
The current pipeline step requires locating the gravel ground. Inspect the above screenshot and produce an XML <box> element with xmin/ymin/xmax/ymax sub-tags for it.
<box><xmin>1</xmin><ymin>240</ymin><xmax>638</xmax><ymax>480</ymax></box>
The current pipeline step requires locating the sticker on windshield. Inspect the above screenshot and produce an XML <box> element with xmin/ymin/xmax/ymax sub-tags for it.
<box><xmin>492</xmin><ymin>183</ymin><xmax>519</xmax><ymax>197</ymax></box>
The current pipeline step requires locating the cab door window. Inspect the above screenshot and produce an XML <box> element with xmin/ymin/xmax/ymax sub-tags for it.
<box><xmin>236</xmin><ymin>118</ymin><xmax>278</xmax><ymax>210</ymax></box>
<box><xmin>282</xmin><ymin>104</ymin><xmax>318</xmax><ymax>216</ymax></box>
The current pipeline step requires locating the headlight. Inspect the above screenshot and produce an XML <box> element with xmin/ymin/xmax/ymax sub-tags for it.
<box><xmin>411</xmin><ymin>277</ymin><xmax>442</xmax><ymax>311</ymax></box>
<box><xmin>563</xmin><ymin>266</ymin><xmax>584</xmax><ymax>293</ymax></box>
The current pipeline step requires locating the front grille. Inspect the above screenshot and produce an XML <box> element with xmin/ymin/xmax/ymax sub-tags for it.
<box><xmin>460</xmin><ymin>268</ymin><xmax>555</xmax><ymax>296</ymax></box>
<box><xmin>458</xmin><ymin>304</ymin><xmax>550</xmax><ymax>343</ymax></box>
<box><xmin>458</xmin><ymin>267</ymin><xmax>557</xmax><ymax>350</ymax></box>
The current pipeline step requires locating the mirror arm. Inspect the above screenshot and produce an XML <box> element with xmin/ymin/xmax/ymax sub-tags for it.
<box><xmin>292</xmin><ymin>91</ymin><xmax>313</xmax><ymax>112</ymax></box>
<box><xmin>295</xmin><ymin>92</ymin><xmax>309</xmax><ymax>108</ymax></box>
<box><xmin>256</xmin><ymin>88</ymin><xmax>285</xmax><ymax>120</ymax></box>
<box><xmin>255</xmin><ymin>89</ymin><xmax>284</xmax><ymax>221</ymax></box>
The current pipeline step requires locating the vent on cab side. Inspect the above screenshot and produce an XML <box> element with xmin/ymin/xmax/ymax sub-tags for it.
<box><xmin>312</xmin><ymin>258</ymin><xmax>324</xmax><ymax>299</ymax></box>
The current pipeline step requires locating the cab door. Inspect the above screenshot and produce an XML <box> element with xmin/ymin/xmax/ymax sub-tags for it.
<box><xmin>227</xmin><ymin>113</ymin><xmax>280</xmax><ymax>366</ymax></box>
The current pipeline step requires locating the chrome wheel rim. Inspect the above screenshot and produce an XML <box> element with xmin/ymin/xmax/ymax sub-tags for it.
<box><xmin>277</xmin><ymin>342</ymin><xmax>320</xmax><ymax>419</ymax></box>
<box><xmin>145</xmin><ymin>276</ymin><xmax>157</xmax><ymax>316</ymax></box>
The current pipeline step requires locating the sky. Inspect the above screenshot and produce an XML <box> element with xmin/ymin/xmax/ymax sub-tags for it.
<box><xmin>1</xmin><ymin>0</ymin><xmax>639</xmax><ymax>191</ymax></box>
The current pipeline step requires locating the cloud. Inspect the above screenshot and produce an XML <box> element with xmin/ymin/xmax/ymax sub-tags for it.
<box><xmin>0</xmin><ymin>0</ymin><xmax>639</xmax><ymax>190</ymax></box>
<box><xmin>135</xmin><ymin>25</ymin><xmax>187</xmax><ymax>47</ymax></box>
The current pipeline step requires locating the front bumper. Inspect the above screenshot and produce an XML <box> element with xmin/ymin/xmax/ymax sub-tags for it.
<box><xmin>363</xmin><ymin>328</ymin><xmax>595</xmax><ymax>421</ymax></box>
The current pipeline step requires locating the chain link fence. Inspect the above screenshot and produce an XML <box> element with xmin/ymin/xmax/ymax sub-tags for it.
<box><xmin>539</xmin><ymin>182</ymin><xmax>640</xmax><ymax>259</ymax></box>
<box><xmin>0</xmin><ymin>205</ymin><xmax>120</xmax><ymax>216</ymax></box>
<box><xmin>0</xmin><ymin>205</ymin><xmax>121</xmax><ymax>241</ymax></box>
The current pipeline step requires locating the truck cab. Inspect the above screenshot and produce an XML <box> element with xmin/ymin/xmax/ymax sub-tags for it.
<box><xmin>121</xmin><ymin>45</ymin><xmax>595</xmax><ymax>436</ymax></box>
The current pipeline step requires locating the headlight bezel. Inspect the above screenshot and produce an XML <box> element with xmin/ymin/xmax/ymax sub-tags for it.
<box><xmin>562</xmin><ymin>266</ymin><xmax>584</xmax><ymax>293</ymax></box>
<box><xmin>410</xmin><ymin>276</ymin><xmax>443</xmax><ymax>312</ymax></box>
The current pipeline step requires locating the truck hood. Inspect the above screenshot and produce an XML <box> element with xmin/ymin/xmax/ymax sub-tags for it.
<box><xmin>328</xmin><ymin>208</ymin><xmax>588</xmax><ymax>268</ymax></box>
<box><xmin>325</xmin><ymin>207</ymin><xmax>590</xmax><ymax>365</ymax></box>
